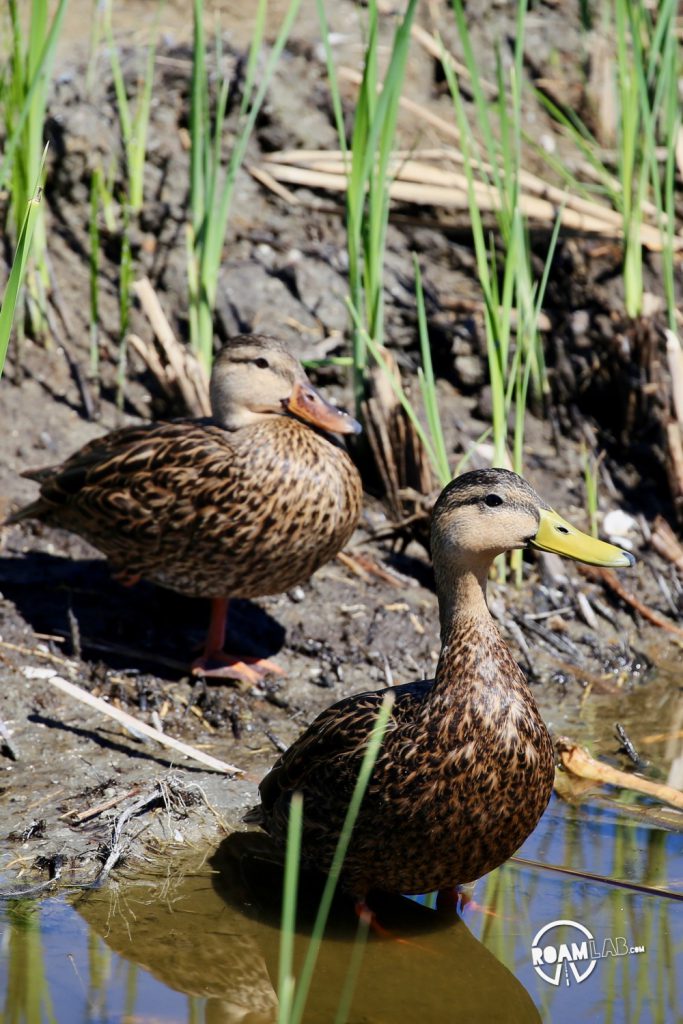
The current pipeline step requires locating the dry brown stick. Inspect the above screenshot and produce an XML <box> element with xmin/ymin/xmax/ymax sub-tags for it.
<box><xmin>410</xmin><ymin>23</ymin><xmax>498</xmax><ymax>98</ymax></box>
<box><xmin>640</xmin><ymin>729</ymin><xmax>683</xmax><ymax>744</ymax></box>
<box><xmin>578</xmin><ymin>564</ymin><xmax>683</xmax><ymax>638</ymax></box>
<box><xmin>651</xmin><ymin>515</ymin><xmax>683</xmax><ymax>573</ymax></box>
<box><xmin>334</xmin><ymin>66</ymin><xmax>676</xmax><ymax>251</ymax></box>
<box><xmin>666</xmin><ymin>421</ymin><xmax>683</xmax><ymax>518</ymax></box>
<box><xmin>665</xmin><ymin>329</ymin><xmax>683</xmax><ymax>425</ymax></box>
<box><xmin>0</xmin><ymin>639</ymin><xmax>77</xmax><ymax>668</ymax></box>
<box><xmin>556</xmin><ymin>737</ymin><xmax>683</xmax><ymax>812</ymax></box>
<box><xmin>32</xmin><ymin>674</ymin><xmax>242</xmax><ymax>775</ymax></box>
<box><xmin>64</xmin><ymin>786</ymin><xmax>142</xmax><ymax>824</ymax></box>
<box><xmin>258</xmin><ymin>159</ymin><xmax>676</xmax><ymax>250</ymax></box>
<box><xmin>127</xmin><ymin>333</ymin><xmax>175</xmax><ymax>399</ymax></box>
<box><xmin>248</xmin><ymin>163</ymin><xmax>300</xmax><ymax>204</ymax></box>
<box><xmin>336</xmin><ymin>550</ymin><xmax>405</xmax><ymax>588</ymax></box>
<box><xmin>511</xmin><ymin>854</ymin><xmax>683</xmax><ymax>899</ymax></box>
<box><xmin>133</xmin><ymin>277</ymin><xmax>210</xmax><ymax>416</ymax></box>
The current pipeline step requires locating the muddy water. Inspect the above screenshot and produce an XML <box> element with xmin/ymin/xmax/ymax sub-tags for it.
<box><xmin>1</xmin><ymin>669</ymin><xmax>681</xmax><ymax>1023</ymax></box>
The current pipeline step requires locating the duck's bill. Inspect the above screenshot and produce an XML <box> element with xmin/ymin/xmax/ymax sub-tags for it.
<box><xmin>531</xmin><ymin>508</ymin><xmax>635</xmax><ymax>568</ymax></box>
<box><xmin>286</xmin><ymin>380</ymin><xmax>362</xmax><ymax>435</ymax></box>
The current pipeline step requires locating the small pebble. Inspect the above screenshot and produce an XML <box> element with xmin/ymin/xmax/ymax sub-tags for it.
<box><xmin>288</xmin><ymin>586</ymin><xmax>306</xmax><ymax>603</ymax></box>
<box><xmin>22</xmin><ymin>666</ymin><xmax>58</xmax><ymax>680</ymax></box>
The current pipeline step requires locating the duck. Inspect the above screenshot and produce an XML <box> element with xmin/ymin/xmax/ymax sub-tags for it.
<box><xmin>7</xmin><ymin>334</ymin><xmax>363</xmax><ymax>682</ymax></box>
<box><xmin>253</xmin><ymin>468</ymin><xmax>634</xmax><ymax>906</ymax></box>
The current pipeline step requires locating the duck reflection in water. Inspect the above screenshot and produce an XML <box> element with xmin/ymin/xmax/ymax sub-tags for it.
<box><xmin>76</xmin><ymin>831</ymin><xmax>541</xmax><ymax>1024</ymax></box>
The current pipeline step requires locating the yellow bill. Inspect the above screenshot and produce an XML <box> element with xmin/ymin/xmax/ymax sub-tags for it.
<box><xmin>531</xmin><ymin>508</ymin><xmax>635</xmax><ymax>568</ymax></box>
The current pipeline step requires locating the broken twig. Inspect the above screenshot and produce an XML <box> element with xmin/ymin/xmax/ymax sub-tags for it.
<box><xmin>24</xmin><ymin>670</ymin><xmax>242</xmax><ymax>775</ymax></box>
<box><xmin>556</xmin><ymin>737</ymin><xmax>683</xmax><ymax>811</ymax></box>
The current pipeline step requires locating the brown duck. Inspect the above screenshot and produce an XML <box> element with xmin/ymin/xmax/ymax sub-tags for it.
<box><xmin>254</xmin><ymin>469</ymin><xmax>634</xmax><ymax>904</ymax></box>
<box><xmin>8</xmin><ymin>334</ymin><xmax>362</xmax><ymax>681</ymax></box>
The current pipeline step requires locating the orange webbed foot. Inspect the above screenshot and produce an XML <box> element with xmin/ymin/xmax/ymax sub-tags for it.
<box><xmin>191</xmin><ymin>651</ymin><xmax>286</xmax><ymax>684</ymax></box>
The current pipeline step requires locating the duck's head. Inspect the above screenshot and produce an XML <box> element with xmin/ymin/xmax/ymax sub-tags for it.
<box><xmin>432</xmin><ymin>468</ymin><xmax>635</xmax><ymax>578</ymax></box>
<box><xmin>210</xmin><ymin>334</ymin><xmax>361</xmax><ymax>435</ymax></box>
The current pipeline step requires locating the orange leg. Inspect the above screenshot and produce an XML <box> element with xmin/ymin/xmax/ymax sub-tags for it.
<box><xmin>354</xmin><ymin>900</ymin><xmax>429</xmax><ymax>949</ymax></box>
<box><xmin>451</xmin><ymin>884</ymin><xmax>500</xmax><ymax>918</ymax></box>
<box><xmin>191</xmin><ymin>597</ymin><xmax>285</xmax><ymax>684</ymax></box>
<box><xmin>112</xmin><ymin>570</ymin><xmax>142</xmax><ymax>587</ymax></box>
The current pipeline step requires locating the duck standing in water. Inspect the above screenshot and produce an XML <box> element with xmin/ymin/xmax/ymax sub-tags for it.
<box><xmin>254</xmin><ymin>469</ymin><xmax>634</xmax><ymax>903</ymax></box>
<box><xmin>7</xmin><ymin>335</ymin><xmax>362</xmax><ymax>682</ymax></box>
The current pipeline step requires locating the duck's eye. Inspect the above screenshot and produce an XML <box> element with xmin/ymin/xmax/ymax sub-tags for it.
<box><xmin>254</xmin><ymin>357</ymin><xmax>269</xmax><ymax>369</ymax></box>
<box><xmin>484</xmin><ymin>494</ymin><xmax>504</xmax><ymax>507</ymax></box>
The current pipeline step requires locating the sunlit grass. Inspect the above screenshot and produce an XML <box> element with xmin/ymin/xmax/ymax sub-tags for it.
<box><xmin>187</xmin><ymin>0</ymin><xmax>303</xmax><ymax>376</ymax></box>
<box><xmin>534</xmin><ymin>0</ymin><xmax>679</xmax><ymax>320</ymax></box>
<box><xmin>1</xmin><ymin>0</ymin><xmax>67</xmax><ymax>339</ymax></box>
<box><xmin>2</xmin><ymin>900</ymin><xmax>57</xmax><ymax>1023</ymax></box>
<box><xmin>104</xmin><ymin>0</ymin><xmax>159</xmax><ymax>215</ymax></box>
<box><xmin>317</xmin><ymin>0</ymin><xmax>419</xmax><ymax>414</ymax></box>
<box><xmin>88</xmin><ymin>167</ymin><xmax>102</xmax><ymax>383</ymax></box>
<box><xmin>278</xmin><ymin>692</ymin><xmax>395</xmax><ymax>1024</ymax></box>
<box><xmin>0</xmin><ymin>154</ymin><xmax>46</xmax><ymax>378</ymax></box>
<box><xmin>444</xmin><ymin>0</ymin><xmax>561</xmax><ymax>579</ymax></box>
<box><xmin>581</xmin><ymin>444</ymin><xmax>603</xmax><ymax>538</ymax></box>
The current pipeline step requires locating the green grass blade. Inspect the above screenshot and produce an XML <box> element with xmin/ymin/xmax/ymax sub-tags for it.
<box><xmin>0</xmin><ymin>153</ymin><xmax>46</xmax><ymax>377</ymax></box>
<box><xmin>0</xmin><ymin>0</ymin><xmax>67</xmax><ymax>190</ymax></box>
<box><xmin>414</xmin><ymin>255</ymin><xmax>450</xmax><ymax>485</ymax></box>
<box><xmin>89</xmin><ymin>167</ymin><xmax>101</xmax><ymax>379</ymax></box>
<box><xmin>241</xmin><ymin>0</ymin><xmax>268</xmax><ymax>115</ymax></box>
<box><xmin>288</xmin><ymin>692</ymin><xmax>396</xmax><ymax>1024</ymax></box>
<box><xmin>278</xmin><ymin>792</ymin><xmax>303</xmax><ymax>1024</ymax></box>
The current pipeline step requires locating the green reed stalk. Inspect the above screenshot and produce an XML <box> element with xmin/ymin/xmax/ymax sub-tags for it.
<box><xmin>278</xmin><ymin>792</ymin><xmax>303</xmax><ymax>1024</ymax></box>
<box><xmin>105</xmin><ymin>0</ymin><xmax>159</xmax><ymax>214</ymax></box>
<box><xmin>347</xmin><ymin>300</ymin><xmax>444</xmax><ymax>479</ymax></box>
<box><xmin>414</xmin><ymin>255</ymin><xmax>451</xmax><ymax>486</ymax></box>
<box><xmin>0</xmin><ymin>152</ymin><xmax>46</xmax><ymax>378</ymax></box>
<box><xmin>2</xmin><ymin>0</ymin><xmax>67</xmax><ymax>338</ymax></box>
<box><xmin>116</xmin><ymin>205</ymin><xmax>133</xmax><ymax>408</ymax></box>
<box><xmin>188</xmin><ymin>0</ymin><xmax>302</xmax><ymax>376</ymax></box>
<box><xmin>3</xmin><ymin>900</ymin><xmax>57</xmax><ymax>1023</ymax></box>
<box><xmin>316</xmin><ymin>0</ymin><xmax>419</xmax><ymax>415</ymax></box>
<box><xmin>89</xmin><ymin>168</ymin><xmax>101</xmax><ymax>381</ymax></box>
<box><xmin>534</xmin><ymin>0</ymin><xmax>678</xmax><ymax>322</ymax></box>
<box><xmin>446</xmin><ymin>0</ymin><xmax>561</xmax><ymax>581</ymax></box>
<box><xmin>581</xmin><ymin>444</ymin><xmax>602</xmax><ymax>538</ymax></box>
<box><xmin>279</xmin><ymin>692</ymin><xmax>395</xmax><ymax>1024</ymax></box>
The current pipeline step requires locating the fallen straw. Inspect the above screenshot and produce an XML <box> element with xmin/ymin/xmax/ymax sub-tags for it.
<box><xmin>26</xmin><ymin>670</ymin><xmax>242</xmax><ymax>775</ymax></box>
<box><xmin>556</xmin><ymin>737</ymin><xmax>683</xmax><ymax>812</ymax></box>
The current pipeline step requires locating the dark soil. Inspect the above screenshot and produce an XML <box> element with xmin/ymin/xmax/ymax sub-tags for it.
<box><xmin>0</xmin><ymin>0</ymin><xmax>681</xmax><ymax>889</ymax></box>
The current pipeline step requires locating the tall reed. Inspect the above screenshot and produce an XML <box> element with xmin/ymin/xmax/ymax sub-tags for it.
<box><xmin>534</xmin><ymin>0</ymin><xmax>679</xmax><ymax>320</ymax></box>
<box><xmin>316</xmin><ymin>0</ymin><xmax>419</xmax><ymax>413</ymax></box>
<box><xmin>187</xmin><ymin>0</ymin><xmax>302</xmax><ymax>376</ymax></box>
<box><xmin>0</xmin><ymin>154</ymin><xmax>46</xmax><ymax>378</ymax></box>
<box><xmin>445</xmin><ymin>0</ymin><xmax>561</xmax><ymax>578</ymax></box>
<box><xmin>1</xmin><ymin>0</ymin><xmax>67</xmax><ymax>338</ymax></box>
<box><xmin>278</xmin><ymin>692</ymin><xmax>395</xmax><ymax>1024</ymax></box>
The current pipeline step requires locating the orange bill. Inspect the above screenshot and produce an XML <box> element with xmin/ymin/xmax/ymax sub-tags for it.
<box><xmin>286</xmin><ymin>380</ymin><xmax>362</xmax><ymax>435</ymax></box>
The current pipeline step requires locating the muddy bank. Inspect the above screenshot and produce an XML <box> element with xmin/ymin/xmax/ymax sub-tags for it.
<box><xmin>1</xmin><ymin>1</ymin><xmax>682</xmax><ymax>889</ymax></box>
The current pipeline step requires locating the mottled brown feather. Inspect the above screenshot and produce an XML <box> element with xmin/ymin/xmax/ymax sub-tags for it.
<box><xmin>256</xmin><ymin>470</ymin><xmax>557</xmax><ymax>898</ymax></box>
<box><xmin>8</xmin><ymin>337</ymin><xmax>362</xmax><ymax>603</ymax></box>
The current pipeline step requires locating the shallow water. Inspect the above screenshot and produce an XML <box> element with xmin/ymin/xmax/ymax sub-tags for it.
<box><xmin>1</xmin><ymin>670</ymin><xmax>682</xmax><ymax>1024</ymax></box>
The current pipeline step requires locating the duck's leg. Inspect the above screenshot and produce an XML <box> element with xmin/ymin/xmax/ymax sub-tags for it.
<box><xmin>191</xmin><ymin>598</ymin><xmax>285</xmax><ymax>683</ymax></box>
<box><xmin>354</xmin><ymin>900</ymin><xmax>429</xmax><ymax>949</ymax></box>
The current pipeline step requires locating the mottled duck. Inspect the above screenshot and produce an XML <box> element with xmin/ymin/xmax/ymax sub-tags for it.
<box><xmin>8</xmin><ymin>334</ymin><xmax>362</xmax><ymax>681</ymax></box>
<box><xmin>254</xmin><ymin>469</ymin><xmax>634</xmax><ymax>904</ymax></box>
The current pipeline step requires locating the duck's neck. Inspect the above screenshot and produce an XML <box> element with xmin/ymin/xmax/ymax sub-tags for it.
<box><xmin>437</xmin><ymin>563</ymin><xmax>489</xmax><ymax>642</ymax></box>
<box><xmin>432</xmin><ymin>561</ymin><xmax>518</xmax><ymax>698</ymax></box>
